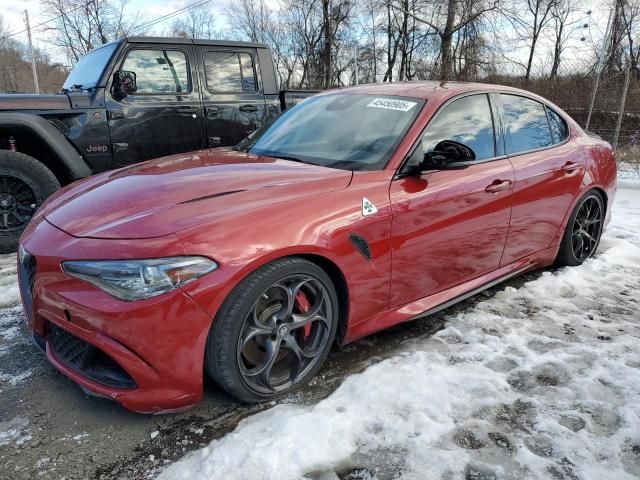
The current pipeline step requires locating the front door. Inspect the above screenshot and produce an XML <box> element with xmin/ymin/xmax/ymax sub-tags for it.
<box><xmin>197</xmin><ymin>47</ymin><xmax>268</xmax><ymax>148</ymax></box>
<box><xmin>106</xmin><ymin>45</ymin><xmax>205</xmax><ymax>167</ymax></box>
<box><xmin>389</xmin><ymin>93</ymin><xmax>514</xmax><ymax>307</ymax></box>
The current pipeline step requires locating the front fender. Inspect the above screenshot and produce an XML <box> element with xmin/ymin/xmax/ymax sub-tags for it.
<box><xmin>0</xmin><ymin>112</ymin><xmax>92</xmax><ymax>179</ymax></box>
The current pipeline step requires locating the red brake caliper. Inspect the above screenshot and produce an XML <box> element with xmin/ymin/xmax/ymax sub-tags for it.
<box><xmin>294</xmin><ymin>291</ymin><xmax>313</xmax><ymax>340</ymax></box>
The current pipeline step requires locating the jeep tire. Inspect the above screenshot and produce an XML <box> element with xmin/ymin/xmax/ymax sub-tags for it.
<box><xmin>0</xmin><ymin>150</ymin><xmax>60</xmax><ymax>253</ymax></box>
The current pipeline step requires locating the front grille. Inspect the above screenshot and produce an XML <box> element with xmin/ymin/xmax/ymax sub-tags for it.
<box><xmin>18</xmin><ymin>246</ymin><xmax>37</xmax><ymax>319</ymax></box>
<box><xmin>49</xmin><ymin>323</ymin><xmax>136</xmax><ymax>389</ymax></box>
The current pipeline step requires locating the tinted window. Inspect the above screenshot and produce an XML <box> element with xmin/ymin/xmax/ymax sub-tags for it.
<box><xmin>501</xmin><ymin>94</ymin><xmax>552</xmax><ymax>154</ymax></box>
<box><xmin>204</xmin><ymin>51</ymin><xmax>257</xmax><ymax>93</ymax></box>
<box><xmin>122</xmin><ymin>49</ymin><xmax>189</xmax><ymax>94</ymax></box>
<box><xmin>421</xmin><ymin>94</ymin><xmax>495</xmax><ymax>161</ymax></box>
<box><xmin>547</xmin><ymin>107</ymin><xmax>568</xmax><ymax>144</ymax></box>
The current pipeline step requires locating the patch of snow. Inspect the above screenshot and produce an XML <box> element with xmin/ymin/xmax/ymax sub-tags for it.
<box><xmin>151</xmin><ymin>431</ymin><xmax>160</xmax><ymax>439</ymax></box>
<box><xmin>0</xmin><ymin>416</ymin><xmax>30</xmax><ymax>447</ymax></box>
<box><xmin>158</xmin><ymin>188</ymin><xmax>640</xmax><ymax>480</ymax></box>
<box><xmin>0</xmin><ymin>254</ymin><xmax>20</xmax><ymax>308</ymax></box>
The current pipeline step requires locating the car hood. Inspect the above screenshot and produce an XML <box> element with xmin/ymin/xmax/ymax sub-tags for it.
<box><xmin>44</xmin><ymin>149</ymin><xmax>353</xmax><ymax>239</ymax></box>
<box><xmin>0</xmin><ymin>93</ymin><xmax>72</xmax><ymax>110</ymax></box>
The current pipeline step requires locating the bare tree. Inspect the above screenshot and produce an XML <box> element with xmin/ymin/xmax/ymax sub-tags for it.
<box><xmin>617</xmin><ymin>0</ymin><xmax>640</xmax><ymax>78</ymax></box>
<box><xmin>388</xmin><ymin>0</ymin><xmax>497</xmax><ymax>80</ymax></box>
<box><xmin>40</xmin><ymin>0</ymin><xmax>144</xmax><ymax>64</ymax></box>
<box><xmin>549</xmin><ymin>0</ymin><xmax>586</xmax><ymax>79</ymax></box>
<box><xmin>504</xmin><ymin>0</ymin><xmax>559</xmax><ymax>80</ymax></box>
<box><xmin>170</xmin><ymin>5</ymin><xmax>220</xmax><ymax>39</ymax></box>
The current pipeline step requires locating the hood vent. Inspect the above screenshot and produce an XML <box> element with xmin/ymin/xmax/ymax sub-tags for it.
<box><xmin>178</xmin><ymin>190</ymin><xmax>245</xmax><ymax>205</ymax></box>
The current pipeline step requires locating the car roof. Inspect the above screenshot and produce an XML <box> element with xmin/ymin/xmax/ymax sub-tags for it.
<box><xmin>325</xmin><ymin>81</ymin><xmax>541</xmax><ymax>103</ymax></box>
<box><xmin>122</xmin><ymin>36</ymin><xmax>269</xmax><ymax>49</ymax></box>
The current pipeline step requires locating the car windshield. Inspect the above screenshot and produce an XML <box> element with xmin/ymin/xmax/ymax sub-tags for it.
<box><xmin>243</xmin><ymin>94</ymin><xmax>425</xmax><ymax>171</ymax></box>
<box><xmin>61</xmin><ymin>43</ymin><xmax>118</xmax><ymax>92</ymax></box>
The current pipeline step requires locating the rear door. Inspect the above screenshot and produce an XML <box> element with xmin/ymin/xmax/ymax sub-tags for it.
<box><xmin>196</xmin><ymin>47</ymin><xmax>267</xmax><ymax>148</ymax></box>
<box><xmin>106</xmin><ymin>44</ymin><xmax>205</xmax><ymax>166</ymax></box>
<box><xmin>498</xmin><ymin>94</ymin><xmax>585</xmax><ymax>265</ymax></box>
<box><xmin>389</xmin><ymin>93</ymin><xmax>514</xmax><ymax>307</ymax></box>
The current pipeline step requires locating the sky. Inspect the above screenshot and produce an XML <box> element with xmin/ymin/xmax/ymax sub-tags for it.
<box><xmin>0</xmin><ymin>0</ymin><xmax>613</xmax><ymax>71</ymax></box>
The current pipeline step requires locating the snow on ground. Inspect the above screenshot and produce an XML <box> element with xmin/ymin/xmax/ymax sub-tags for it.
<box><xmin>159</xmin><ymin>187</ymin><xmax>640</xmax><ymax>480</ymax></box>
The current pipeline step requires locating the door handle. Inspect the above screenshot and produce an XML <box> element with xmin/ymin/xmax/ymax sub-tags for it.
<box><xmin>205</xmin><ymin>106</ymin><xmax>220</xmax><ymax>119</ymax></box>
<box><xmin>239</xmin><ymin>104</ymin><xmax>258</xmax><ymax>113</ymax></box>
<box><xmin>177</xmin><ymin>107</ymin><xmax>198</xmax><ymax>117</ymax></box>
<box><xmin>485</xmin><ymin>179</ymin><xmax>512</xmax><ymax>194</ymax></box>
<box><xmin>109</xmin><ymin>110</ymin><xmax>124</xmax><ymax>120</ymax></box>
<box><xmin>561</xmin><ymin>161</ymin><xmax>581</xmax><ymax>173</ymax></box>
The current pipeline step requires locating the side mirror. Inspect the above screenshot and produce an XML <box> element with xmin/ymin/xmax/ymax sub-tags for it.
<box><xmin>112</xmin><ymin>70</ymin><xmax>137</xmax><ymax>99</ymax></box>
<box><xmin>423</xmin><ymin>140</ymin><xmax>475</xmax><ymax>169</ymax></box>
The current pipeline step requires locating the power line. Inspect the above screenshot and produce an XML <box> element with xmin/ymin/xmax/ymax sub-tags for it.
<box><xmin>1</xmin><ymin>0</ymin><xmax>98</xmax><ymax>41</ymax></box>
<box><xmin>1</xmin><ymin>0</ymin><xmax>214</xmax><ymax>42</ymax></box>
<box><xmin>130</xmin><ymin>0</ymin><xmax>214</xmax><ymax>34</ymax></box>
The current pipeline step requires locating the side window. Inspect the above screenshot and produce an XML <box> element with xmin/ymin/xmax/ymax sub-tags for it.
<box><xmin>121</xmin><ymin>49</ymin><xmax>189</xmax><ymax>94</ymax></box>
<box><xmin>546</xmin><ymin>107</ymin><xmax>568</xmax><ymax>144</ymax></box>
<box><xmin>204</xmin><ymin>51</ymin><xmax>258</xmax><ymax>93</ymax></box>
<box><xmin>501</xmin><ymin>94</ymin><xmax>553</xmax><ymax>154</ymax></box>
<box><xmin>421</xmin><ymin>94</ymin><xmax>495</xmax><ymax>162</ymax></box>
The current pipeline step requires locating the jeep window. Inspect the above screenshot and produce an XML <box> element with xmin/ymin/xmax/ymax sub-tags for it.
<box><xmin>61</xmin><ymin>43</ymin><xmax>118</xmax><ymax>91</ymax></box>
<box><xmin>121</xmin><ymin>49</ymin><xmax>190</xmax><ymax>94</ymax></box>
<box><xmin>204</xmin><ymin>51</ymin><xmax>257</xmax><ymax>93</ymax></box>
<box><xmin>246</xmin><ymin>94</ymin><xmax>424</xmax><ymax>171</ymax></box>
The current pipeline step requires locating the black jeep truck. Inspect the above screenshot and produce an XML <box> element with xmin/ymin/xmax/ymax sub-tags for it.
<box><xmin>0</xmin><ymin>37</ymin><xmax>314</xmax><ymax>252</ymax></box>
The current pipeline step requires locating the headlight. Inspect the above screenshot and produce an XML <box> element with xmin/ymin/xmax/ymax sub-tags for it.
<box><xmin>62</xmin><ymin>257</ymin><xmax>217</xmax><ymax>301</ymax></box>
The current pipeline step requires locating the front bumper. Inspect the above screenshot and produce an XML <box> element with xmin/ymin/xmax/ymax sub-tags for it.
<box><xmin>18</xmin><ymin>219</ymin><xmax>214</xmax><ymax>413</ymax></box>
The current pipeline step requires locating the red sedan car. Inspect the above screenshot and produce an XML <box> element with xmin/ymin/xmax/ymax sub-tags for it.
<box><xmin>18</xmin><ymin>82</ymin><xmax>616</xmax><ymax>413</ymax></box>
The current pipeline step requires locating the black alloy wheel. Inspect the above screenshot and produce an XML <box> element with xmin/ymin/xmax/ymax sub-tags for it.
<box><xmin>557</xmin><ymin>190</ymin><xmax>604</xmax><ymax>266</ymax></box>
<box><xmin>206</xmin><ymin>257</ymin><xmax>338</xmax><ymax>403</ymax></box>
<box><xmin>0</xmin><ymin>175</ymin><xmax>38</xmax><ymax>233</ymax></box>
<box><xmin>237</xmin><ymin>274</ymin><xmax>333</xmax><ymax>394</ymax></box>
<box><xmin>571</xmin><ymin>195</ymin><xmax>603</xmax><ymax>262</ymax></box>
<box><xmin>0</xmin><ymin>150</ymin><xmax>60</xmax><ymax>253</ymax></box>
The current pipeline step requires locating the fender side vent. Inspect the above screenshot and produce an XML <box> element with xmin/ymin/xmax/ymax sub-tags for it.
<box><xmin>349</xmin><ymin>234</ymin><xmax>371</xmax><ymax>262</ymax></box>
<box><xmin>179</xmin><ymin>190</ymin><xmax>245</xmax><ymax>204</ymax></box>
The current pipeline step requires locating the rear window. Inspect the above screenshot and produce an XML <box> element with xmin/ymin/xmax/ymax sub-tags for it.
<box><xmin>546</xmin><ymin>107</ymin><xmax>569</xmax><ymax>144</ymax></box>
<box><xmin>204</xmin><ymin>51</ymin><xmax>257</xmax><ymax>93</ymax></box>
<box><xmin>501</xmin><ymin>94</ymin><xmax>553</xmax><ymax>154</ymax></box>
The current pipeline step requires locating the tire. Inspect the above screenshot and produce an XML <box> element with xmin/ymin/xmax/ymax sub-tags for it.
<box><xmin>556</xmin><ymin>190</ymin><xmax>604</xmax><ymax>266</ymax></box>
<box><xmin>205</xmin><ymin>257</ymin><xmax>339</xmax><ymax>403</ymax></box>
<box><xmin>0</xmin><ymin>150</ymin><xmax>60</xmax><ymax>254</ymax></box>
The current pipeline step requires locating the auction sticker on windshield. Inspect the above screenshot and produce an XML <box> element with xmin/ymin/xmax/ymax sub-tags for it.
<box><xmin>366</xmin><ymin>98</ymin><xmax>417</xmax><ymax>112</ymax></box>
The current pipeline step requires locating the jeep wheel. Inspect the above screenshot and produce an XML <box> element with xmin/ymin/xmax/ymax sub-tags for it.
<box><xmin>0</xmin><ymin>150</ymin><xmax>60</xmax><ymax>253</ymax></box>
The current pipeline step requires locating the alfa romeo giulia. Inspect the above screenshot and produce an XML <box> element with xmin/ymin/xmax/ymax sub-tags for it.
<box><xmin>17</xmin><ymin>82</ymin><xmax>616</xmax><ymax>412</ymax></box>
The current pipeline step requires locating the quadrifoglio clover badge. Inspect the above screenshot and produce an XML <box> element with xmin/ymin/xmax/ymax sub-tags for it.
<box><xmin>362</xmin><ymin>197</ymin><xmax>378</xmax><ymax>217</ymax></box>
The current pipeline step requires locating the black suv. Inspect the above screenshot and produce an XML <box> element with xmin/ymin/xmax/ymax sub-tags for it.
<box><xmin>0</xmin><ymin>37</ymin><xmax>313</xmax><ymax>252</ymax></box>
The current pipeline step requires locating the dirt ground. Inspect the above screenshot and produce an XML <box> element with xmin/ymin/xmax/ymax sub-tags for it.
<box><xmin>0</xmin><ymin>264</ymin><xmax>540</xmax><ymax>480</ymax></box>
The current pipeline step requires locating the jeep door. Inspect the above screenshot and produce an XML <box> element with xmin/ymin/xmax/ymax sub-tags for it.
<box><xmin>106</xmin><ymin>44</ymin><xmax>205</xmax><ymax>166</ymax></box>
<box><xmin>196</xmin><ymin>46</ymin><xmax>268</xmax><ymax>148</ymax></box>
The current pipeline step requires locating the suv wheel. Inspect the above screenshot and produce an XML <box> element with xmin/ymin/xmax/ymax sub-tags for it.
<box><xmin>0</xmin><ymin>150</ymin><xmax>60</xmax><ymax>253</ymax></box>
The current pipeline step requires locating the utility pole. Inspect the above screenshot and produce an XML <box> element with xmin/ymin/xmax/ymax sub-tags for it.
<box><xmin>354</xmin><ymin>43</ymin><xmax>359</xmax><ymax>85</ymax></box>
<box><xmin>585</xmin><ymin>7</ymin><xmax>613</xmax><ymax>131</ymax></box>
<box><xmin>24</xmin><ymin>9</ymin><xmax>40</xmax><ymax>94</ymax></box>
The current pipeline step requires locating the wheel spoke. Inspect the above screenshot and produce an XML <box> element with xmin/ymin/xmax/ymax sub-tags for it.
<box><xmin>290</xmin><ymin>293</ymin><xmax>326</xmax><ymax>329</ymax></box>
<box><xmin>244</xmin><ymin>337</ymin><xmax>281</xmax><ymax>384</ymax></box>
<box><xmin>240</xmin><ymin>325</ymin><xmax>273</xmax><ymax>350</ymax></box>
